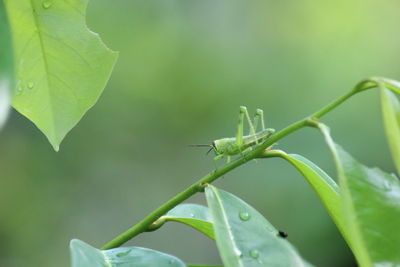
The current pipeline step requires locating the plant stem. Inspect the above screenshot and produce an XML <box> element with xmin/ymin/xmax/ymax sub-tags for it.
<box><xmin>101</xmin><ymin>83</ymin><xmax>374</xmax><ymax>250</ymax></box>
<box><xmin>311</xmin><ymin>89</ymin><xmax>357</xmax><ymax>119</ymax></box>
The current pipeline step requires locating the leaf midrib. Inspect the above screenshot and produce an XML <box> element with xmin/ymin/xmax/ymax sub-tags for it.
<box><xmin>211</xmin><ymin>187</ymin><xmax>244</xmax><ymax>267</ymax></box>
<box><xmin>29</xmin><ymin>0</ymin><xmax>56</xmax><ymax>141</ymax></box>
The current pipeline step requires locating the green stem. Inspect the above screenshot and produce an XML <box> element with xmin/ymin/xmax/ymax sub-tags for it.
<box><xmin>101</xmin><ymin>82</ymin><xmax>375</xmax><ymax>250</ymax></box>
<box><xmin>311</xmin><ymin>88</ymin><xmax>357</xmax><ymax>119</ymax></box>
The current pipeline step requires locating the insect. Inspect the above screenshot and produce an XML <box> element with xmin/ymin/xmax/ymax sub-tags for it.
<box><xmin>191</xmin><ymin>106</ymin><xmax>275</xmax><ymax>168</ymax></box>
<box><xmin>277</xmin><ymin>230</ymin><xmax>288</xmax><ymax>238</ymax></box>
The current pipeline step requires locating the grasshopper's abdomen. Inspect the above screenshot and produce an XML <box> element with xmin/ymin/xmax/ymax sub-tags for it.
<box><xmin>243</xmin><ymin>128</ymin><xmax>275</xmax><ymax>147</ymax></box>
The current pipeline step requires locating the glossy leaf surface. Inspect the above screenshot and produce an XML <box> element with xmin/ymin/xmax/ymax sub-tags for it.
<box><xmin>0</xmin><ymin>1</ymin><xmax>14</xmax><ymax>128</ymax></box>
<box><xmin>271</xmin><ymin>150</ymin><xmax>344</xmax><ymax>236</ymax></box>
<box><xmin>70</xmin><ymin>239</ymin><xmax>187</xmax><ymax>267</ymax></box>
<box><xmin>5</xmin><ymin>0</ymin><xmax>117</xmax><ymax>150</ymax></box>
<box><xmin>156</xmin><ymin>204</ymin><xmax>214</xmax><ymax>240</ymax></box>
<box><xmin>320</xmin><ymin>124</ymin><xmax>400</xmax><ymax>266</ymax></box>
<box><xmin>205</xmin><ymin>185</ymin><xmax>312</xmax><ymax>267</ymax></box>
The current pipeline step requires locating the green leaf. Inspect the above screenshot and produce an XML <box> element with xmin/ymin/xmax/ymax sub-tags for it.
<box><xmin>0</xmin><ymin>1</ymin><xmax>14</xmax><ymax>128</ymax></box>
<box><xmin>380</xmin><ymin>87</ymin><xmax>400</xmax><ymax>175</ymax></box>
<box><xmin>270</xmin><ymin>151</ymin><xmax>345</xmax><ymax>237</ymax></box>
<box><xmin>153</xmin><ymin>204</ymin><xmax>215</xmax><ymax>240</ymax></box>
<box><xmin>380</xmin><ymin>77</ymin><xmax>400</xmax><ymax>95</ymax></box>
<box><xmin>188</xmin><ymin>265</ymin><xmax>223</xmax><ymax>267</ymax></box>
<box><xmin>320</xmin><ymin>124</ymin><xmax>400</xmax><ymax>266</ymax></box>
<box><xmin>205</xmin><ymin>185</ymin><xmax>313</xmax><ymax>267</ymax></box>
<box><xmin>5</xmin><ymin>0</ymin><xmax>118</xmax><ymax>150</ymax></box>
<box><xmin>70</xmin><ymin>239</ymin><xmax>187</xmax><ymax>267</ymax></box>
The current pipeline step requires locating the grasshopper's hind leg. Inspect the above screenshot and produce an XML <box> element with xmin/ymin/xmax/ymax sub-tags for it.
<box><xmin>239</xmin><ymin>106</ymin><xmax>259</xmax><ymax>145</ymax></box>
<box><xmin>253</xmin><ymin>109</ymin><xmax>265</xmax><ymax>131</ymax></box>
<box><xmin>243</xmin><ymin>107</ymin><xmax>257</xmax><ymax>142</ymax></box>
<box><xmin>236</xmin><ymin>106</ymin><xmax>246</xmax><ymax>149</ymax></box>
<box><xmin>236</xmin><ymin>106</ymin><xmax>260</xmax><ymax>154</ymax></box>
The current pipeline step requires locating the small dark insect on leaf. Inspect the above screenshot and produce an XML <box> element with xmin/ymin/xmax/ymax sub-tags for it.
<box><xmin>278</xmin><ymin>230</ymin><xmax>288</xmax><ymax>238</ymax></box>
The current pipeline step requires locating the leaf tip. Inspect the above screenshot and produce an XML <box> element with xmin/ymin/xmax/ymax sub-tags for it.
<box><xmin>48</xmin><ymin>136</ymin><xmax>61</xmax><ymax>152</ymax></box>
<box><xmin>69</xmin><ymin>238</ymin><xmax>82</xmax><ymax>250</ymax></box>
<box><xmin>53</xmin><ymin>144</ymin><xmax>60</xmax><ymax>152</ymax></box>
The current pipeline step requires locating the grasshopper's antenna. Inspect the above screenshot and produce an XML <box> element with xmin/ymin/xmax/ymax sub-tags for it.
<box><xmin>188</xmin><ymin>144</ymin><xmax>212</xmax><ymax>147</ymax></box>
<box><xmin>188</xmin><ymin>144</ymin><xmax>214</xmax><ymax>155</ymax></box>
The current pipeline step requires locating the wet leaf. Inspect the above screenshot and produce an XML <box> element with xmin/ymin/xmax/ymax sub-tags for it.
<box><xmin>153</xmin><ymin>204</ymin><xmax>214</xmax><ymax>240</ymax></box>
<box><xmin>269</xmin><ymin>150</ymin><xmax>347</xmax><ymax>241</ymax></box>
<box><xmin>5</xmin><ymin>0</ymin><xmax>117</xmax><ymax>150</ymax></box>
<box><xmin>205</xmin><ymin>185</ymin><xmax>312</xmax><ymax>267</ymax></box>
<box><xmin>70</xmin><ymin>239</ymin><xmax>187</xmax><ymax>267</ymax></box>
<box><xmin>320</xmin><ymin>124</ymin><xmax>400</xmax><ymax>266</ymax></box>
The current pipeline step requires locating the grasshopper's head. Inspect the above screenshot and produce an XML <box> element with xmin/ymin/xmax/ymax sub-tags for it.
<box><xmin>189</xmin><ymin>138</ymin><xmax>236</xmax><ymax>155</ymax></box>
<box><xmin>212</xmin><ymin>138</ymin><xmax>236</xmax><ymax>155</ymax></box>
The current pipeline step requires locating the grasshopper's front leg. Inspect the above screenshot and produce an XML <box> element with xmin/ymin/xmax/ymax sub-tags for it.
<box><xmin>236</xmin><ymin>106</ymin><xmax>246</xmax><ymax>149</ymax></box>
<box><xmin>213</xmin><ymin>154</ymin><xmax>225</xmax><ymax>170</ymax></box>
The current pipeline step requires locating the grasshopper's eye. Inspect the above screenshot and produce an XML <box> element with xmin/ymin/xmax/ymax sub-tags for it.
<box><xmin>211</xmin><ymin>141</ymin><xmax>218</xmax><ymax>153</ymax></box>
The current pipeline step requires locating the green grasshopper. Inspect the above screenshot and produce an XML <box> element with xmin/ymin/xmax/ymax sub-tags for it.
<box><xmin>192</xmin><ymin>106</ymin><xmax>275</xmax><ymax>168</ymax></box>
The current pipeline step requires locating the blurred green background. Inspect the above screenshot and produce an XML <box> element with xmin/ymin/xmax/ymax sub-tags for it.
<box><xmin>1</xmin><ymin>0</ymin><xmax>399</xmax><ymax>266</ymax></box>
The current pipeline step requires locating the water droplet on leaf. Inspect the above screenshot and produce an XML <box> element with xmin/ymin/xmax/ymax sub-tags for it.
<box><xmin>16</xmin><ymin>86</ymin><xmax>23</xmax><ymax>95</ymax></box>
<box><xmin>234</xmin><ymin>247</ymin><xmax>243</xmax><ymax>257</ymax></box>
<box><xmin>28</xmin><ymin>82</ymin><xmax>34</xmax><ymax>89</ymax></box>
<box><xmin>249</xmin><ymin>249</ymin><xmax>259</xmax><ymax>259</ymax></box>
<box><xmin>239</xmin><ymin>211</ymin><xmax>251</xmax><ymax>221</ymax></box>
<box><xmin>42</xmin><ymin>1</ymin><xmax>52</xmax><ymax>9</ymax></box>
